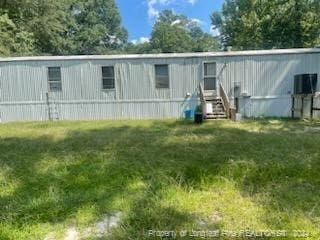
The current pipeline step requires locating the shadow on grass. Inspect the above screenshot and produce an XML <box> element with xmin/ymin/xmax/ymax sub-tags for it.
<box><xmin>0</xmin><ymin>119</ymin><xmax>319</xmax><ymax>239</ymax></box>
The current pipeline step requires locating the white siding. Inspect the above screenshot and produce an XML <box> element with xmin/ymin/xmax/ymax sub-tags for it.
<box><xmin>0</xmin><ymin>51</ymin><xmax>320</xmax><ymax>122</ymax></box>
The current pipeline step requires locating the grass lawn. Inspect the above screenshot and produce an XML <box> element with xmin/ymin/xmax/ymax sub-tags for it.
<box><xmin>0</xmin><ymin>119</ymin><xmax>320</xmax><ymax>239</ymax></box>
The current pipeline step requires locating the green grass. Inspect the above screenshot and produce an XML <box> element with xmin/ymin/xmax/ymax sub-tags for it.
<box><xmin>0</xmin><ymin>119</ymin><xmax>319</xmax><ymax>239</ymax></box>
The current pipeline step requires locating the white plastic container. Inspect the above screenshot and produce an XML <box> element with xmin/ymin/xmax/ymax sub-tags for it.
<box><xmin>206</xmin><ymin>103</ymin><xmax>213</xmax><ymax>114</ymax></box>
<box><xmin>235</xmin><ymin>113</ymin><xmax>242</xmax><ymax>121</ymax></box>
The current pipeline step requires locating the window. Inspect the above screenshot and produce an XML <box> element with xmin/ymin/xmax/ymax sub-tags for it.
<box><xmin>48</xmin><ymin>67</ymin><xmax>62</xmax><ymax>91</ymax></box>
<box><xmin>294</xmin><ymin>74</ymin><xmax>318</xmax><ymax>94</ymax></box>
<box><xmin>102</xmin><ymin>66</ymin><xmax>115</xmax><ymax>89</ymax></box>
<box><xmin>155</xmin><ymin>64</ymin><xmax>169</xmax><ymax>88</ymax></box>
<box><xmin>203</xmin><ymin>62</ymin><xmax>216</xmax><ymax>90</ymax></box>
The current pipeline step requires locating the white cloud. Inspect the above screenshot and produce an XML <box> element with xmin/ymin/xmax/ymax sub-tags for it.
<box><xmin>209</xmin><ymin>26</ymin><xmax>220</xmax><ymax>37</ymax></box>
<box><xmin>147</xmin><ymin>0</ymin><xmax>172</xmax><ymax>19</ymax></box>
<box><xmin>190</xmin><ymin>18</ymin><xmax>203</xmax><ymax>25</ymax></box>
<box><xmin>131</xmin><ymin>37</ymin><xmax>150</xmax><ymax>45</ymax></box>
<box><xmin>147</xmin><ymin>0</ymin><xmax>160</xmax><ymax>19</ymax></box>
<box><xmin>139</xmin><ymin>37</ymin><xmax>150</xmax><ymax>43</ymax></box>
<box><xmin>188</xmin><ymin>0</ymin><xmax>197</xmax><ymax>4</ymax></box>
<box><xmin>147</xmin><ymin>0</ymin><xmax>198</xmax><ymax>20</ymax></box>
<box><xmin>171</xmin><ymin>19</ymin><xmax>181</xmax><ymax>26</ymax></box>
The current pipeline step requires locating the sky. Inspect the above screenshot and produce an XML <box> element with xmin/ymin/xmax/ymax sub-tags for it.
<box><xmin>116</xmin><ymin>0</ymin><xmax>224</xmax><ymax>44</ymax></box>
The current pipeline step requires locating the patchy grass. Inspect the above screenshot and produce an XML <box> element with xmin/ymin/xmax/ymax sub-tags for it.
<box><xmin>0</xmin><ymin>119</ymin><xmax>319</xmax><ymax>239</ymax></box>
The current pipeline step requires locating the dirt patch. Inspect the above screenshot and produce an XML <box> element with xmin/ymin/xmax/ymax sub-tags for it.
<box><xmin>44</xmin><ymin>212</ymin><xmax>123</xmax><ymax>240</ymax></box>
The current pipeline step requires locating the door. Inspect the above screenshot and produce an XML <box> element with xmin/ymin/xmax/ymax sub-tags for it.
<box><xmin>203</xmin><ymin>62</ymin><xmax>217</xmax><ymax>94</ymax></box>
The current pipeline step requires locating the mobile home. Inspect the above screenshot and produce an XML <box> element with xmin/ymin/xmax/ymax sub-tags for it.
<box><xmin>0</xmin><ymin>48</ymin><xmax>319</xmax><ymax>122</ymax></box>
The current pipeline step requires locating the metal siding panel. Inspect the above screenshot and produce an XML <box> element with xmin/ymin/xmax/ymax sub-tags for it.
<box><xmin>1</xmin><ymin>104</ymin><xmax>48</xmax><ymax>122</ymax></box>
<box><xmin>240</xmin><ymin>97</ymin><xmax>292</xmax><ymax>118</ymax></box>
<box><xmin>1</xmin><ymin>62</ymin><xmax>47</xmax><ymax>102</ymax></box>
<box><xmin>54</xmin><ymin>101</ymin><xmax>185</xmax><ymax>120</ymax></box>
<box><xmin>1</xmin><ymin>52</ymin><xmax>320</xmax><ymax>122</ymax></box>
<box><xmin>220</xmin><ymin>53</ymin><xmax>320</xmax><ymax>117</ymax></box>
<box><xmin>170</xmin><ymin>58</ymin><xmax>201</xmax><ymax>99</ymax></box>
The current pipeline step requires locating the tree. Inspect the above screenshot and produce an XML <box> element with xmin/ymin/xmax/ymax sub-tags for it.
<box><xmin>189</xmin><ymin>25</ymin><xmax>220</xmax><ymax>52</ymax></box>
<box><xmin>151</xmin><ymin>22</ymin><xmax>193</xmax><ymax>53</ymax></box>
<box><xmin>150</xmin><ymin>10</ymin><xmax>220</xmax><ymax>53</ymax></box>
<box><xmin>27</xmin><ymin>0</ymin><xmax>76</xmax><ymax>55</ymax></box>
<box><xmin>0</xmin><ymin>13</ymin><xmax>34</xmax><ymax>56</ymax></box>
<box><xmin>0</xmin><ymin>0</ymin><xmax>76</xmax><ymax>55</ymax></box>
<box><xmin>211</xmin><ymin>0</ymin><xmax>320</xmax><ymax>50</ymax></box>
<box><xmin>0</xmin><ymin>0</ymin><xmax>128</xmax><ymax>56</ymax></box>
<box><xmin>124</xmin><ymin>42</ymin><xmax>152</xmax><ymax>54</ymax></box>
<box><xmin>70</xmin><ymin>0</ymin><xmax>128</xmax><ymax>55</ymax></box>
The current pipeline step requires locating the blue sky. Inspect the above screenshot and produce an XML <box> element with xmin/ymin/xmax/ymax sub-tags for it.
<box><xmin>116</xmin><ymin>0</ymin><xmax>224</xmax><ymax>43</ymax></box>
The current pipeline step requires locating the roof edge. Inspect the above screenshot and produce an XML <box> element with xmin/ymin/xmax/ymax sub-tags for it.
<box><xmin>0</xmin><ymin>48</ymin><xmax>320</xmax><ymax>62</ymax></box>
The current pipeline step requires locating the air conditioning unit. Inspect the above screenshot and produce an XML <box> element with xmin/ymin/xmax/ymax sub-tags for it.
<box><xmin>294</xmin><ymin>74</ymin><xmax>317</xmax><ymax>94</ymax></box>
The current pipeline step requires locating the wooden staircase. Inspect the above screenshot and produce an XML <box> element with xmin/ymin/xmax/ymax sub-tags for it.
<box><xmin>199</xmin><ymin>84</ymin><xmax>236</xmax><ymax>120</ymax></box>
<box><xmin>204</xmin><ymin>96</ymin><xmax>227</xmax><ymax>119</ymax></box>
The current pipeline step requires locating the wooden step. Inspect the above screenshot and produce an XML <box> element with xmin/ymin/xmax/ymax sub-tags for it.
<box><xmin>211</xmin><ymin>107</ymin><xmax>224</xmax><ymax>110</ymax></box>
<box><xmin>204</xmin><ymin>96</ymin><xmax>227</xmax><ymax>120</ymax></box>
<box><xmin>206</xmin><ymin>115</ymin><xmax>227</xmax><ymax>119</ymax></box>
<box><xmin>207</xmin><ymin>112</ymin><xmax>226</xmax><ymax>116</ymax></box>
<box><xmin>205</xmin><ymin>96</ymin><xmax>222</xmax><ymax>101</ymax></box>
<box><xmin>210</xmin><ymin>107</ymin><xmax>224</xmax><ymax>110</ymax></box>
<box><xmin>207</xmin><ymin>112</ymin><xmax>227</xmax><ymax>116</ymax></box>
<box><xmin>206</xmin><ymin>101</ymin><xmax>223</xmax><ymax>105</ymax></box>
<box><xmin>207</xmin><ymin>102</ymin><xmax>223</xmax><ymax>106</ymax></box>
<box><xmin>206</xmin><ymin>113</ymin><xmax>227</xmax><ymax>117</ymax></box>
<box><xmin>211</xmin><ymin>112</ymin><xmax>225</xmax><ymax>115</ymax></box>
<box><xmin>207</xmin><ymin>99</ymin><xmax>222</xmax><ymax>101</ymax></box>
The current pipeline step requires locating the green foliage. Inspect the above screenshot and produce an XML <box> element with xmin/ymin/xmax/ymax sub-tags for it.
<box><xmin>151</xmin><ymin>22</ymin><xmax>193</xmax><ymax>53</ymax></box>
<box><xmin>0</xmin><ymin>0</ymin><xmax>127</xmax><ymax>56</ymax></box>
<box><xmin>124</xmin><ymin>10</ymin><xmax>220</xmax><ymax>54</ymax></box>
<box><xmin>2</xmin><ymin>0</ymin><xmax>320</xmax><ymax>56</ymax></box>
<box><xmin>27</xmin><ymin>0</ymin><xmax>76</xmax><ymax>55</ymax></box>
<box><xmin>123</xmin><ymin>42</ymin><xmax>152</xmax><ymax>54</ymax></box>
<box><xmin>212</xmin><ymin>0</ymin><xmax>320</xmax><ymax>50</ymax></box>
<box><xmin>0</xmin><ymin>13</ymin><xmax>34</xmax><ymax>56</ymax></box>
<box><xmin>70</xmin><ymin>0</ymin><xmax>128</xmax><ymax>55</ymax></box>
<box><xmin>150</xmin><ymin>10</ymin><xmax>220</xmax><ymax>53</ymax></box>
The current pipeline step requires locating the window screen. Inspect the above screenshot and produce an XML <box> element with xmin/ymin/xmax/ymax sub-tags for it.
<box><xmin>155</xmin><ymin>64</ymin><xmax>169</xmax><ymax>88</ymax></box>
<box><xmin>48</xmin><ymin>67</ymin><xmax>62</xmax><ymax>91</ymax></box>
<box><xmin>204</xmin><ymin>62</ymin><xmax>216</xmax><ymax>76</ymax></box>
<box><xmin>294</xmin><ymin>74</ymin><xmax>318</xmax><ymax>94</ymax></box>
<box><xmin>204</xmin><ymin>62</ymin><xmax>216</xmax><ymax>90</ymax></box>
<box><xmin>102</xmin><ymin>66</ymin><xmax>115</xmax><ymax>89</ymax></box>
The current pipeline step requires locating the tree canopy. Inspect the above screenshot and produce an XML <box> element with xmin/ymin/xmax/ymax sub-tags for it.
<box><xmin>0</xmin><ymin>0</ymin><xmax>127</xmax><ymax>56</ymax></box>
<box><xmin>1</xmin><ymin>0</ymin><xmax>320</xmax><ymax>56</ymax></box>
<box><xmin>149</xmin><ymin>10</ymin><xmax>219</xmax><ymax>53</ymax></box>
<box><xmin>70</xmin><ymin>0</ymin><xmax>127</xmax><ymax>55</ymax></box>
<box><xmin>211</xmin><ymin>0</ymin><xmax>320</xmax><ymax>50</ymax></box>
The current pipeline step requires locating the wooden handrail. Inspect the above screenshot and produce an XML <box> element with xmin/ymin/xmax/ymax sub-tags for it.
<box><xmin>199</xmin><ymin>84</ymin><xmax>206</xmax><ymax>116</ymax></box>
<box><xmin>219</xmin><ymin>83</ymin><xmax>236</xmax><ymax>119</ymax></box>
<box><xmin>219</xmin><ymin>83</ymin><xmax>230</xmax><ymax>118</ymax></box>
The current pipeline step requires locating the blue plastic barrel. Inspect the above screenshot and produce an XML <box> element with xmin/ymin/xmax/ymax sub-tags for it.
<box><xmin>184</xmin><ymin>109</ymin><xmax>193</xmax><ymax>120</ymax></box>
